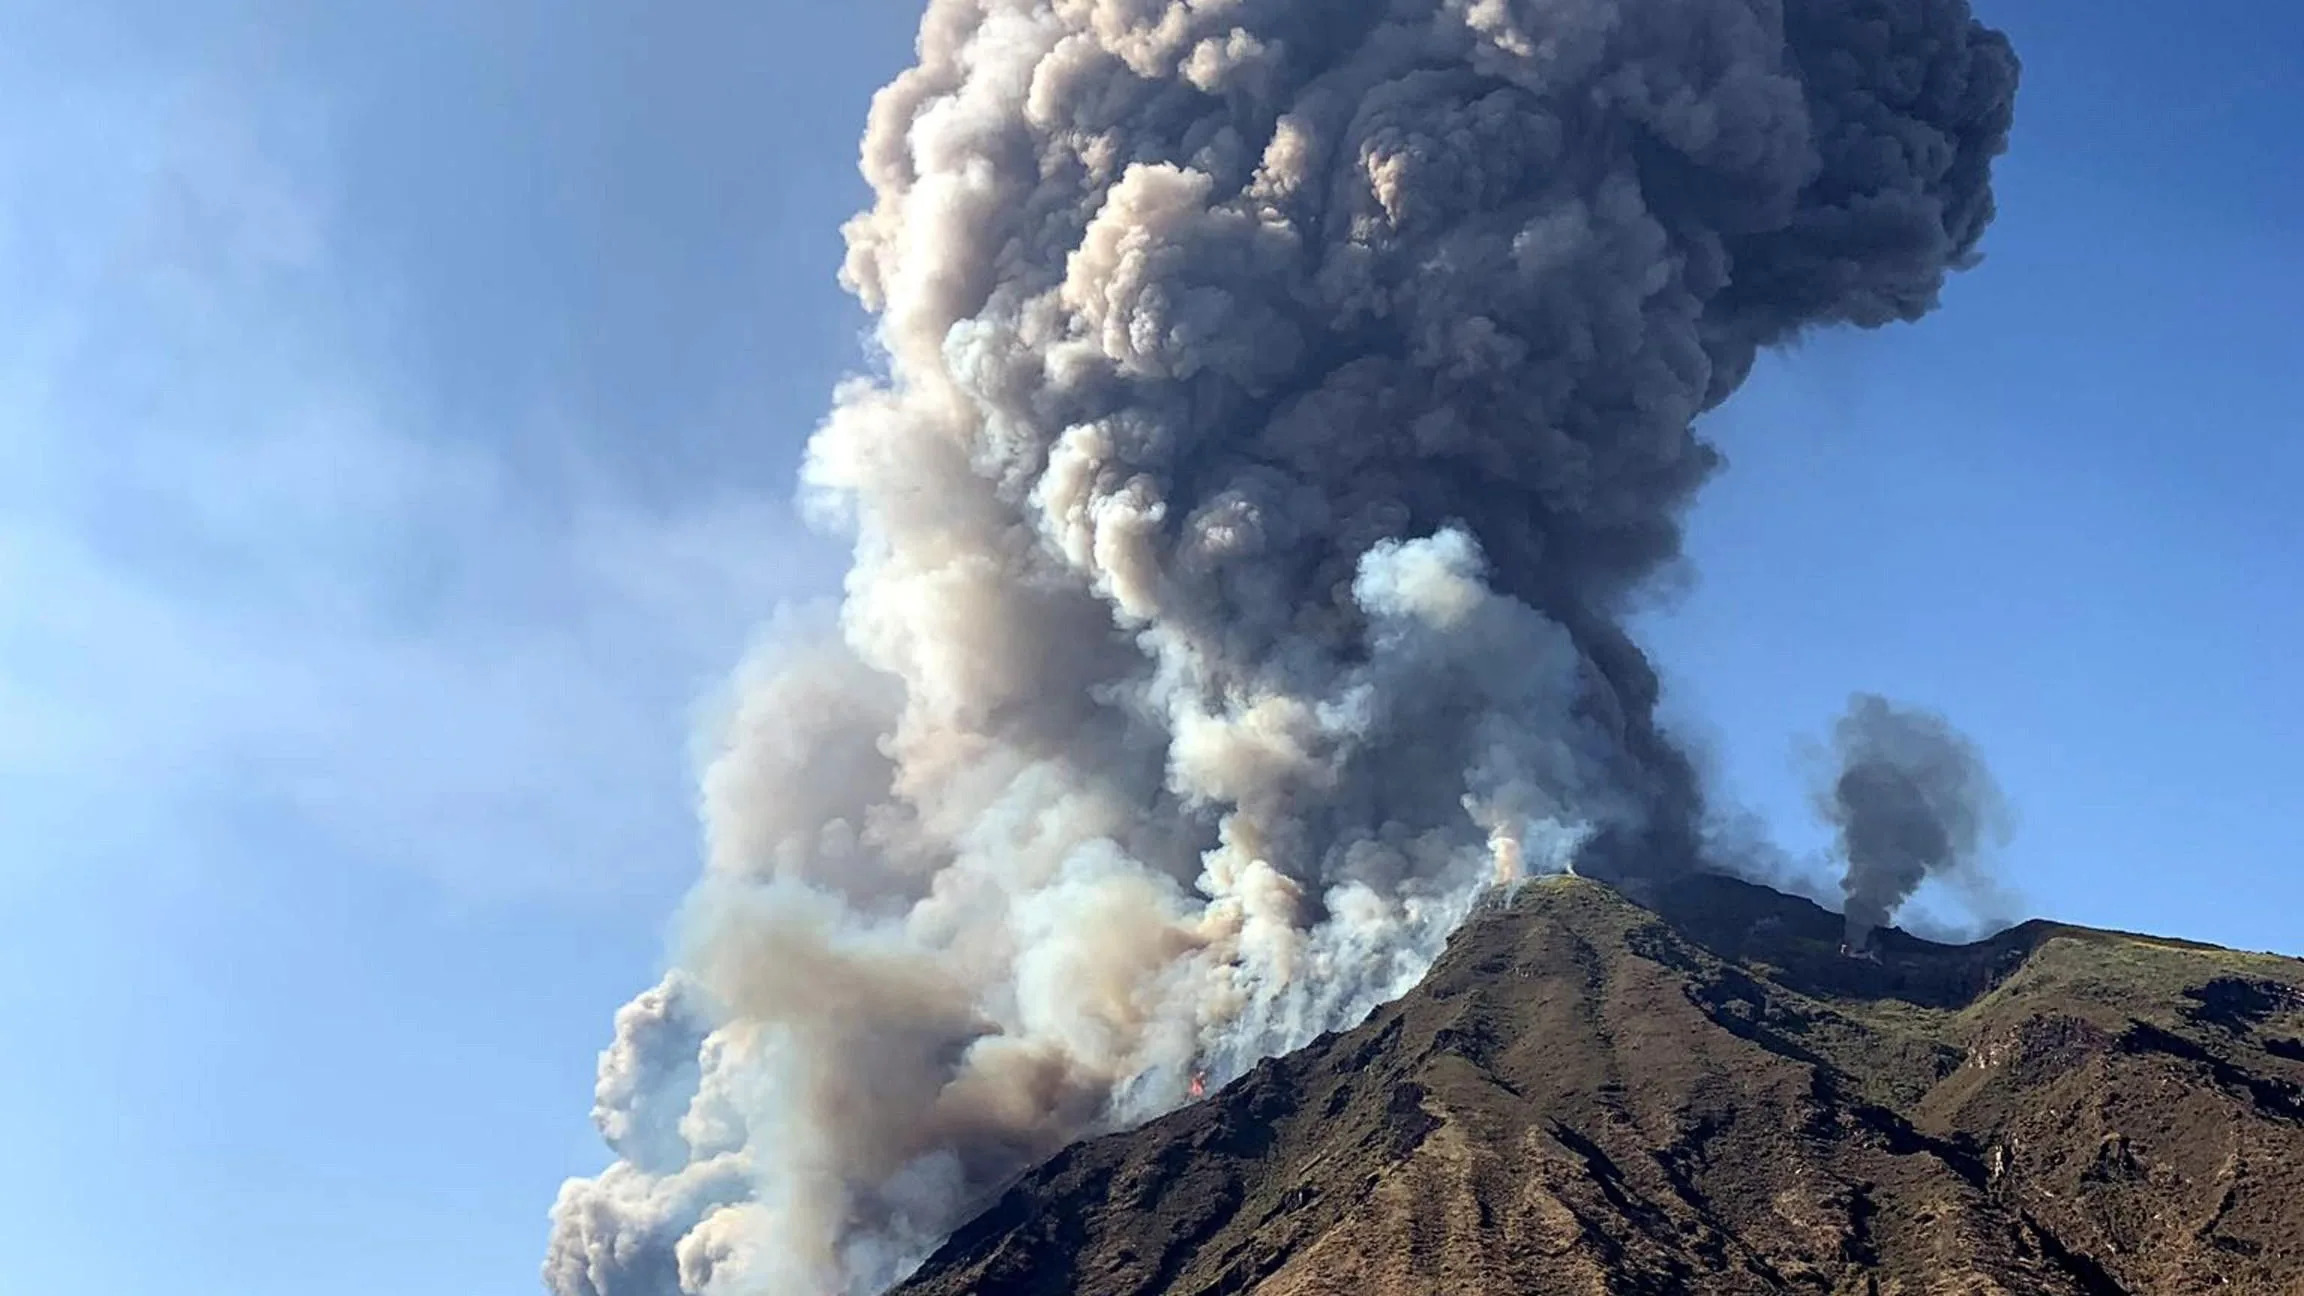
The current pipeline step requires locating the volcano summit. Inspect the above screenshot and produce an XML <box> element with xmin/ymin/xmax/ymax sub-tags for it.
<box><xmin>892</xmin><ymin>877</ymin><xmax>2304</xmax><ymax>1295</ymax></box>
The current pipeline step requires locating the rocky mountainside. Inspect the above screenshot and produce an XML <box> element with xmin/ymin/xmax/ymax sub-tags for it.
<box><xmin>889</xmin><ymin>875</ymin><xmax>2304</xmax><ymax>1295</ymax></box>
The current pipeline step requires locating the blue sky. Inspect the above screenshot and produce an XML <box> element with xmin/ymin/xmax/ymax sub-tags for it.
<box><xmin>0</xmin><ymin>3</ymin><xmax>2295</xmax><ymax>1294</ymax></box>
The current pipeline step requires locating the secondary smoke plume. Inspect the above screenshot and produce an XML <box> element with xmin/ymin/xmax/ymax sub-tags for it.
<box><xmin>545</xmin><ymin>3</ymin><xmax>2018</xmax><ymax>1293</ymax></box>
<box><xmin>1822</xmin><ymin>693</ymin><xmax>2013</xmax><ymax>947</ymax></box>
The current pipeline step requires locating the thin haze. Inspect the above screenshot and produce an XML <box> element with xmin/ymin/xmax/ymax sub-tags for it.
<box><xmin>544</xmin><ymin>2</ymin><xmax>2019</xmax><ymax>1292</ymax></box>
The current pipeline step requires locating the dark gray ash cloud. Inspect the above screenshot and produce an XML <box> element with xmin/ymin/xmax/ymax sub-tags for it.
<box><xmin>1823</xmin><ymin>693</ymin><xmax>2015</xmax><ymax>946</ymax></box>
<box><xmin>545</xmin><ymin>3</ymin><xmax>2020</xmax><ymax>1292</ymax></box>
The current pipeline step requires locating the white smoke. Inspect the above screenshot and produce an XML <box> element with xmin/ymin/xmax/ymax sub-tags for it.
<box><xmin>544</xmin><ymin>1</ymin><xmax>2018</xmax><ymax>1292</ymax></box>
<box><xmin>546</xmin><ymin>529</ymin><xmax>1599</xmax><ymax>1296</ymax></box>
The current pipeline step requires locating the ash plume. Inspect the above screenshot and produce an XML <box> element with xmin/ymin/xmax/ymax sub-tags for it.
<box><xmin>544</xmin><ymin>3</ymin><xmax>2019</xmax><ymax>1293</ymax></box>
<box><xmin>1821</xmin><ymin>693</ymin><xmax>2013</xmax><ymax>947</ymax></box>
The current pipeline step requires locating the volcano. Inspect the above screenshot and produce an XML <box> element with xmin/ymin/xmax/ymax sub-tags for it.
<box><xmin>888</xmin><ymin>876</ymin><xmax>2304</xmax><ymax>1295</ymax></box>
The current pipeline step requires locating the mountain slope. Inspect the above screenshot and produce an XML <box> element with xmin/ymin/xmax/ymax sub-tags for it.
<box><xmin>890</xmin><ymin>875</ymin><xmax>2304</xmax><ymax>1295</ymax></box>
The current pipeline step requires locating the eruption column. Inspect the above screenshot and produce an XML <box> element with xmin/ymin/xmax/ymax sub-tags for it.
<box><xmin>544</xmin><ymin>3</ymin><xmax>2020</xmax><ymax>1293</ymax></box>
<box><xmin>1821</xmin><ymin>692</ymin><xmax>2014</xmax><ymax>947</ymax></box>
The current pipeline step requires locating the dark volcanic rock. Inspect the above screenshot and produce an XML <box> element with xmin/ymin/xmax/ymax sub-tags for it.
<box><xmin>891</xmin><ymin>875</ymin><xmax>2304</xmax><ymax>1295</ymax></box>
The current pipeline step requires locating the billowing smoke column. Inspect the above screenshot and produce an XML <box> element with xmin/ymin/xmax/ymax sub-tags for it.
<box><xmin>544</xmin><ymin>3</ymin><xmax>2018</xmax><ymax>1293</ymax></box>
<box><xmin>1823</xmin><ymin>693</ymin><xmax>2013</xmax><ymax>947</ymax></box>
